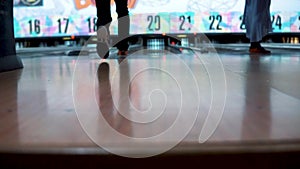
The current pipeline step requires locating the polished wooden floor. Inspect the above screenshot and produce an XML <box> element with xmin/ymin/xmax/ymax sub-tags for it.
<box><xmin>1</xmin><ymin>44</ymin><xmax>300</xmax><ymax>168</ymax></box>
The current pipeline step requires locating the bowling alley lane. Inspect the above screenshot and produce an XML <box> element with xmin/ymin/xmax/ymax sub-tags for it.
<box><xmin>0</xmin><ymin>45</ymin><xmax>300</xmax><ymax>156</ymax></box>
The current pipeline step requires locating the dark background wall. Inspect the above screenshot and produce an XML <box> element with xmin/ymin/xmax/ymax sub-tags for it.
<box><xmin>0</xmin><ymin>0</ymin><xmax>23</xmax><ymax>72</ymax></box>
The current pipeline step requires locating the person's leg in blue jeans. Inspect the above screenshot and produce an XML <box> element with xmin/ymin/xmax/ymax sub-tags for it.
<box><xmin>243</xmin><ymin>0</ymin><xmax>272</xmax><ymax>54</ymax></box>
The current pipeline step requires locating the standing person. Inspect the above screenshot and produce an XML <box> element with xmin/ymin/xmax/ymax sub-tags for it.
<box><xmin>96</xmin><ymin>0</ymin><xmax>130</xmax><ymax>58</ymax></box>
<box><xmin>243</xmin><ymin>0</ymin><xmax>272</xmax><ymax>54</ymax></box>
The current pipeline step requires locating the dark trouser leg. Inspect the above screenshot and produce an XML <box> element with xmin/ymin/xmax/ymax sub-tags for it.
<box><xmin>95</xmin><ymin>0</ymin><xmax>112</xmax><ymax>32</ymax></box>
<box><xmin>95</xmin><ymin>0</ymin><xmax>111</xmax><ymax>58</ymax></box>
<box><xmin>115</xmin><ymin>0</ymin><xmax>129</xmax><ymax>51</ymax></box>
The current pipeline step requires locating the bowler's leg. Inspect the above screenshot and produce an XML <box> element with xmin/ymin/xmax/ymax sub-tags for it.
<box><xmin>95</xmin><ymin>0</ymin><xmax>112</xmax><ymax>29</ymax></box>
<box><xmin>115</xmin><ymin>0</ymin><xmax>130</xmax><ymax>54</ymax></box>
<box><xmin>95</xmin><ymin>0</ymin><xmax>112</xmax><ymax>58</ymax></box>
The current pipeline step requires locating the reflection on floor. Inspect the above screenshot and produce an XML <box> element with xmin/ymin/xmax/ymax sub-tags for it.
<box><xmin>0</xmin><ymin>43</ymin><xmax>300</xmax><ymax>168</ymax></box>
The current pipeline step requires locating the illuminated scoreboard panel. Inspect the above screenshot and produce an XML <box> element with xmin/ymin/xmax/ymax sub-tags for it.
<box><xmin>13</xmin><ymin>12</ymin><xmax>300</xmax><ymax>38</ymax></box>
<box><xmin>13</xmin><ymin>0</ymin><xmax>300</xmax><ymax>38</ymax></box>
